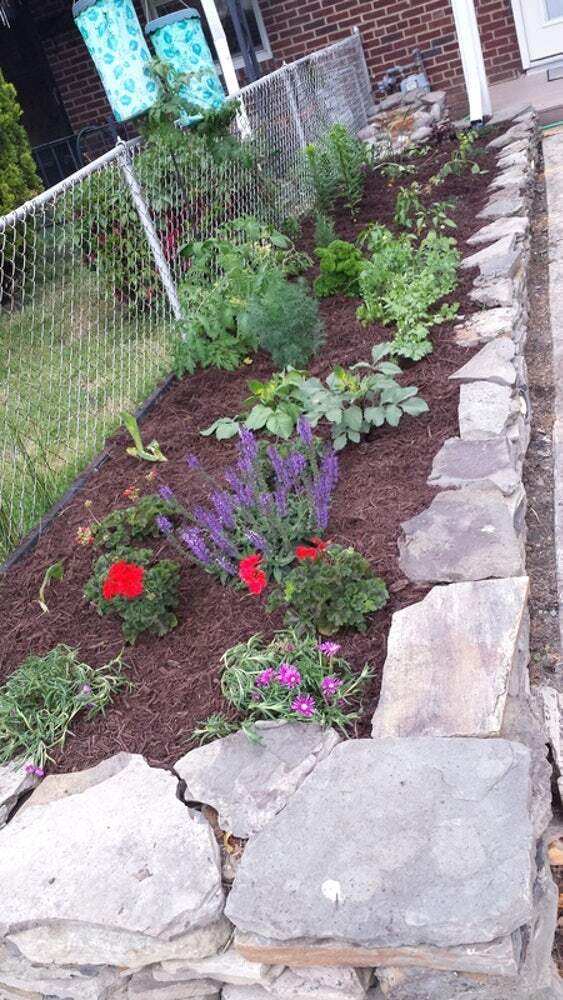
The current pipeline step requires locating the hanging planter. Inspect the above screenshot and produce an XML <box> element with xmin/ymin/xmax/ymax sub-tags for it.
<box><xmin>72</xmin><ymin>0</ymin><xmax>159</xmax><ymax>122</ymax></box>
<box><xmin>145</xmin><ymin>9</ymin><xmax>225</xmax><ymax>124</ymax></box>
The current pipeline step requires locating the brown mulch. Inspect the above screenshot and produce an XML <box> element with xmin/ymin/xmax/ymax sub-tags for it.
<box><xmin>0</xmin><ymin>132</ymin><xmax>500</xmax><ymax>772</ymax></box>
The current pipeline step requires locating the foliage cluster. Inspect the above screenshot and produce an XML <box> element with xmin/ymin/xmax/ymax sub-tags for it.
<box><xmin>92</xmin><ymin>495</ymin><xmax>176</xmax><ymax>551</ymax></box>
<box><xmin>305</xmin><ymin>123</ymin><xmax>368</xmax><ymax>220</ymax></box>
<box><xmin>314</xmin><ymin>240</ymin><xmax>365</xmax><ymax>298</ymax></box>
<box><xmin>0</xmin><ymin>70</ymin><xmax>42</xmax><ymax>215</ymax></box>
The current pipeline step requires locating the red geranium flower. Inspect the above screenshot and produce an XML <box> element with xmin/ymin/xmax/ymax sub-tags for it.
<box><xmin>239</xmin><ymin>553</ymin><xmax>268</xmax><ymax>594</ymax></box>
<box><xmin>295</xmin><ymin>538</ymin><xmax>329</xmax><ymax>562</ymax></box>
<box><xmin>102</xmin><ymin>561</ymin><xmax>145</xmax><ymax>601</ymax></box>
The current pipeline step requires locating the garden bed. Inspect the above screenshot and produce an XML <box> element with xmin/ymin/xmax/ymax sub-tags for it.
<box><xmin>0</xmin><ymin>132</ymin><xmax>500</xmax><ymax>772</ymax></box>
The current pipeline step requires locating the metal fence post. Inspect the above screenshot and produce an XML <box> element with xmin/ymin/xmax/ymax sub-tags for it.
<box><xmin>352</xmin><ymin>27</ymin><xmax>374</xmax><ymax>119</ymax></box>
<box><xmin>116</xmin><ymin>139</ymin><xmax>183</xmax><ymax>321</ymax></box>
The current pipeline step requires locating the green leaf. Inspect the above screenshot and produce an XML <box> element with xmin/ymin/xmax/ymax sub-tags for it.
<box><xmin>401</xmin><ymin>397</ymin><xmax>429</xmax><ymax>416</ymax></box>
<box><xmin>364</xmin><ymin>405</ymin><xmax>385</xmax><ymax>427</ymax></box>
<box><xmin>38</xmin><ymin>561</ymin><xmax>64</xmax><ymax>614</ymax></box>
<box><xmin>343</xmin><ymin>405</ymin><xmax>363</xmax><ymax>431</ymax></box>
<box><xmin>347</xmin><ymin>430</ymin><xmax>360</xmax><ymax>443</ymax></box>
<box><xmin>245</xmin><ymin>404</ymin><xmax>271</xmax><ymax>430</ymax></box>
<box><xmin>384</xmin><ymin>404</ymin><xmax>403</xmax><ymax>427</ymax></box>
<box><xmin>333</xmin><ymin>433</ymin><xmax>348</xmax><ymax>451</ymax></box>
<box><xmin>266</xmin><ymin>410</ymin><xmax>295</xmax><ymax>439</ymax></box>
<box><xmin>376</xmin><ymin>361</ymin><xmax>403</xmax><ymax>376</ymax></box>
<box><xmin>201</xmin><ymin>418</ymin><xmax>238</xmax><ymax>438</ymax></box>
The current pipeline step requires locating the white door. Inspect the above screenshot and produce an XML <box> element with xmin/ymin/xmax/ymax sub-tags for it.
<box><xmin>513</xmin><ymin>0</ymin><xmax>563</xmax><ymax>66</ymax></box>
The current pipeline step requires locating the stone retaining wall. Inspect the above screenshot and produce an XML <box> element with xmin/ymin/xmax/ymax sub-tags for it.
<box><xmin>1</xmin><ymin>110</ymin><xmax>561</xmax><ymax>1000</ymax></box>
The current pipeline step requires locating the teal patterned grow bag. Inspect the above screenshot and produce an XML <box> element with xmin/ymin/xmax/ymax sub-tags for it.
<box><xmin>73</xmin><ymin>0</ymin><xmax>158</xmax><ymax>122</ymax></box>
<box><xmin>145</xmin><ymin>9</ymin><xmax>225</xmax><ymax>123</ymax></box>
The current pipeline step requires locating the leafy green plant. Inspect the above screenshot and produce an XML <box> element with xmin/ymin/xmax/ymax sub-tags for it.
<box><xmin>314</xmin><ymin>240</ymin><xmax>365</xmax><ymax>298</ymax></box>
<box><xmin>357</xmin><ymin>224</ymin><xmax>460</xmax><ymax>361</ymax></box>
<box><xmin>241</xmin><ymin>270</ymin><xmax>325</xmax><ymax>369</ymax></box>
<box><xmin>121</xmin><ymin>412</ymin><xmax>167</xmax><ymax>463</ymax></box>
<box><xmin>394</xmin><ymin>184</ymin><xmax>456</xmax><ymax>234</ymax></box>
<box><xmin>37</xmin><ymin>561</ymin><xmax>64</xmax><ymax>614</ymax></box>
<box><xmin>430</xmin><ymin>129</ymin><xmax>483</xmax><ymax>186</ymax></box>
<box><xmin>313</xmin><ymin>211</ymin><xmax>337</xmax><ymax>248</ymax></box>
<box><xmin>0</xmin><ymin>70</ymin><xmax>42</xmax><ymax>215</ymax></box>
<box><xmin>92</xmin><ymin>495</ymin><xmax>177</xmax><ymax>551</ymax></box>
<box><xmin>304</xmin><ymin>142</ymin><xmax>337</xmax><ymax>216</ymax></box>
<box><xmin>267</xmin><ymin>543</ymin><xmax>389</xmax><ymax>634</ymax></box>
<box><xmin>378</xmin><ymin>161</ymin><xmax>417</xmax><ymax>180</ymax></box>
<box><xmin>202</xmin><ymin>369</ymin><xmax>308</xmax><ymax>441</ymax></box>
<box><xmin>193</xmin><ymin>629</ymin><xmax>371</xmax><ymax>742</ymax></box>
<box><xmin>0</xmin><ymin>645</ymin><xmax>129</xmax><ymax>769</ymax></box>
<box><xmin>305</xmin><ymin>123</ymin><xmax>368</xmax><ymax>219</ymax></box>
<box><xmin>299</xmin><ymin>344</ymin><xmax>428</xmax><ymax>450</ymax></box>
<box><xmin>84</xmin><ymin>548</ymin><xmax>181</xmax><ymax>644</ymax></box>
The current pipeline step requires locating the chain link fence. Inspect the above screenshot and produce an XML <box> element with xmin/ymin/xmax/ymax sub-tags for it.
<box><xmin>0</xmin><ymin>31</ymin><xmax>372</xmax><ymax>564</ymax></box>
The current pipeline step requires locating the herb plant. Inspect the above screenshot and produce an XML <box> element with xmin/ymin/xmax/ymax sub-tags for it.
<box><xmin>394</xmin><ymin>184</ymin><xmax>456</xmax><ymax>234</ymax></box>
<box><xmin>305</xmin><ymin>123</ymin><xmax>368</xmax><ymax>219</ymax></box>
<box><xmin>313</xmin><ymin>212</ymin><xmax>337</xmax><ymax>248</ymax></box>
<box><xmin>267</xmin><ymin>543</ymin><xmax>389</xmax><ymax>634</ymax></box>
<box><xmin>157</xmin><ymin>426</ymin><xmax>339</xmax><ymax>585</ymax></box>
<box><xmin>0</xmin><ymin>645</ymin><xmax>129</xmax><ymax>769</ymax></box>
<box><xmin>84</xmin><ymin>548</ymin><xmax>181</xmax><ymax>644</ymax></box>
<box><xmin>202</xmin><ymin>369</ymin><xmax>308</xmax><ymax>441</ymax></box>
<box><xmin>193</xmin><ymin>629</ymin><xmax>371</xmax><ymax>742</ymax></box>
<box><xmin>314</xmin><ymin>240</ymin><xmax>365</xmax><ymax>298</ymax></box>
<box><xmin>430</xmin><ymin>129</ymin><xmax>483</xmax><ymax>186</ymax></box>
<box><xmin>92</xmin><ymin>495</ymin><xmax>177</xmax><ymax>551</ymax></box>
<box><xmin>241</xmin><ymin>270</ymin><xmax>325</xmax><ymax>369</ymax></box>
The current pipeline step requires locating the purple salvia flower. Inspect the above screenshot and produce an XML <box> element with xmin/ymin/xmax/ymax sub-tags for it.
<box><xmin>214</xmin><ymin>555</ymin><xmax>237</xmax><ymax>576</ymax></box>
<box><xmin>258</xmin><ymin>492</ymin><xmax>273</xmax><ymax>513</ymax></box>
<box><xmin>317</xmin><ymin>641</ymin><xmax>341</xmax><ymax>657</ymax></box>
<box><xmin>246</xmin><ymin>530</ymin><xmax>268</xmax><ymax>551</ymax></box>
<box><xmin>320</xmin><ymin>675</ymin><xmax>343</xmax><ymax>700</ymax></box>
<box><xmin>225</xmin><ymin>470</ymin><xmax>255</xmax><ymax>507</ymax></box>
<box><xmin>266</xmin><ymin>444</ymin><xmax>285</xmax><ymax>479</ymax></box>
<box><xmin>185</xmin><ymin>454</ymin><xmax>200</xmax><ymax>469</ymax></box>
<box><xmin>284</xmin><ymin>452</ymin><xmax>307</xmax><ymax>485</ymax></box>
<box><xmin>156</xmin><ymin>514</ymin><xmax>173</xmax><ymax>535</ymax></box>
<box><xmin>238</xmin><ymin>426</ymin><xmax>259</xmax><ymax>464</ymax></box>
<box><xmin>255</xmin><ymin>667</ymin><xmax>275</xmax><ymax>688</ymax></box>
<box><xmin>274</xmin><ymin>486</ymin><xmax>288</xmax><ymax>517</ymax></box>
<box><xmin>276</xmin><ymin>663</ymin><xmax>302</xmax><ymax>689</ymax></box>
<box><xmin>312</xmin><ymin>448</ymin><xmax>339</xmax><ymax>531</ymax></box>
<box><xmin>291</xmin><ymin>694</ymin><xmax>316</xmax><ymax>718</ymax></box>
<box><xmin>211</xmin><ymin>490</ymin><xmax>236</xmax><ymax>530</ymax></box>
<box><xmin>159</xmin><ymin>485</ymin><xmax>174</xmax><ymax>502</ymax></box>
<box><xmin>297</xmin><ymin>416</ymin><xmax>314</xmax><ymax>447</ymax></box>
<box><xmin>181</xmin><ymin>527</ymin><xmax>211</xmax><ymax>565</ymax></box>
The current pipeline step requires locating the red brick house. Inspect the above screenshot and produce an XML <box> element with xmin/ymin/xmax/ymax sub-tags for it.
<box><xmin>0</xmin><ymin>0</ymin><xmax>561</xmax><ymax>183</ymax></box>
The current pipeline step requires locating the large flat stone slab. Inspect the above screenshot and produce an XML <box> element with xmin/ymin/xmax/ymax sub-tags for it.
<box><xmin>156</xmin><ymin>946</ymin><xmax>283</xmax><ymax>987</ymax></box>
<box><xmin>477</xmin><ymin>191</ymin><xmax>525</xmax><ymax>220</ymax></box>
<box><xmin>458</xmin><ymin>381</ymin><xmax>517</xmax><ymax>439</ymax></box>
<box><xmin>221</xmin><ymin>968</ymin><xmax>372</xmax><ymax>1000</ymax></box>
<box><xmin>175</xmin><ymin>722</ymin><xmax>340</xmax><ymax>839</ymax></box>
<box><xmin>233</xmin><ymin>932</ymin><xmax>521</xmax><ymax>977</ymax></box>
<box><xmin>398</xmin><ymin>487</ymin><xmax>525</xmax><ymax>584</ymax></box>
<box><xmin>371</xmin><ymin>578</ymin><xmax>529</xmax><ymax>738</ymax></box>
<box><xmin>450</xmin><ymin>337</ymin><xmax>516</xmax><ymax>387</ymax></box>
<box><xmin>454</xmin><ymin>307</ymin><xmax>519</xmax><ymax>347</ymax></box>
<box><xmin>462</xmin><ymin>234</ymin><xmax>521</xmax><ymax>279</ymax></box>
<box><xmin>225</xmin><ymin>738</ymin><xmax>534</xmax><ymax>947</ymax></box>
<box><xmin>429</xmin><ymin>436</ymin><xmax>520</xmax><ymax>495</ymax></box>
<box><xmin>467</xmin><ymin>216</ymin><xmax>529</xmax><ymax>247</ymax></box>
<box><xmin>128</xmin><ymin>972</ymin><xmax>219</xmax><ymax>1000</ymax></box>
<box><xmin>489</xmin><ymin>167</ymin><xmax>528</xmax><ymax>192</ymax></box>
<box><xmin>468</xmin><ymin>277</ymin><xmax>516</xmax><ymax>308</ymax></box>
<box><xmin>488</xmin><ymin>123</ymin><xmax>534</xmax><ymax>149</ymax></box>
<box><xmin>0</xmin><ymin>755</ymin><xmax>227</xmax><ymax>967</ymax></box>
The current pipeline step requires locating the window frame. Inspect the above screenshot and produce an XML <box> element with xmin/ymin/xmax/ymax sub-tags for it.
<box><xmin>148</xmin><ymin>0</ymin><xmax>272</xmax><ymax>70</ymax></box>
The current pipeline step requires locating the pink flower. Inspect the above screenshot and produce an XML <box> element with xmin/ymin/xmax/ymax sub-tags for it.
<box><xmin>255</xmin><ymin>668</ymin><xmax>275</xmax><ymax>688</ymax></box>
<box><xmin>291</xmin><ymin>694</ymin><xmax>316</xmax><ymax>718</ymax></box>
<box><xmin>320</xmin><ymin>675</ymin><xmax>343</xmax><ymax>700</ymax></box>
<box><xmin>317</xmin><ymin>641</ymin><xmax>341</xmax><ymax>657</ymax></box>
<box><xmin>276</xmin><ymin>663</ymin><xmax>302</xmax><ymax>689</ymax></box>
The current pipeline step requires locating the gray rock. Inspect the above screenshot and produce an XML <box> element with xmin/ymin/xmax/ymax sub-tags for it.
<box><xmin>175</xmin><ymin>722</ymin><xmax>341</xmax><ymax>839</ymax></box>
<box><xmin>20</xmin><ymin>751</ymin><xmax>133</xmax><ymax>813</ymax></box>
<box><xmin>233</xmin><ymin>931</ymin><xmax>522</xmax><ymax>977</ymax></box>
<box><xmin>429</xmin><ymin>102</ymin><xmax>442</xmax><ymax>122</ymax></box>
<box><xmin>225</xmin><ymin>738</ymin><xmax>534</xmax><ymax>947</ymax></box>
<box><xmin>429</xmin><ymin>436</ymin><xmax>521</xmax><ymax>495</ymax></box>
<box><xmin>454</xmin><ymin>306</ymin><xmax>519</xmax><ymax>347</ymax></box>
<box><xmin>489</xmin><ymin>166</ymin><xmax>529</xmax><ymax>192</ymax></box>
<box><xmin>410</xmin><ymin>126</ymin><xmax>433</xmax><ymax>143</ymax></box>
<box><xmin>0</xmin><ymin>755</ymin><xmax>227</xmax><ymax>967</ymax></box>
<box><xmin>0</xmin><ymin>762</ymin><xmax>39</xmax><ymax>828</ymax></box>
<box><xmin>488</xmin><ymin>123</ymin><xmax>535</xmax><ymax>149</ymax></box>
<box><xmin>477</xmin><ymin>191</ymin><xmax>525</xmax><ymax>220</ymax></box>
<box><xmin>536</xmin><ymin>686</ymin><xmax>563</xmax><ymax>775</ymax></box>
<box><xmin>420</xmin><ymin>90</ymin><xmax>446</xmax><ymax>106</ymax></box>
<box><xmin>412</xmin><ymin>110</ymin><xmax>432</xmax><ymax>127</ymax></box>
<box><xmin>503</xmin><ymin>693</ymin><xmax>553</xmax><ymax>840</ymax></box>
<box><xmin>219</xmin><ymin>968</ymin><xmax>373</xmax><ymax>1000</ymax></box>
<box><xmin>467</xmin><ymin>216</ymin><xmax>529</xmax><ymax>247</ymax></box>
<box><xmin>0</xmin><ymin>943</ymin><xmax>121</xmax><ymax>1000</ymax></box>
<box><xmin>458</xmin><ymin>381</ymin><xmax>518</xmax><ymax>439</ymax></box>
<box><xmin>128</xmin><ymin>972</ymin><xmax>220</xmax><ymax>1000</ymax></box>
<box><xmin>379</xmin><ymin>93</ymin><xmax>403</xmax><ymax>111</ymax></box>
<box><xmin>371</xmin><ymin>578</ymin><xmax>529</xmax><ymax>738</ymax></box>
<box><xmin>357</xmin><ymin>125</ymin><xmax>375</xmax><ymax>141</ymax></box>
<box><xmin>497</xmin><ymin>149</ymin><xmax>532</xmax><ymax>171</ymax></box>
<box><xmin>463</xmin><ymin>234</ymin><xmax>522</xmax><ymax>280</ymax></box>
<box><xmin>469</xmin><ymin>277</ymin><xmax>516</xmax><ymax>308</ymax></box>
<box><xmin>398</xmin><ymin>487</ymin><xmax>526</xmax><ymax>584</ymax></box>
<box><xmin>156</xmin><ymin>946</ymin><xmax>283</xmax><ymax>987</ymax></box>
<box><xmin>450</xmin><ymin>337</ymin><xmax>516</xmax><ymax>387</ymax></box>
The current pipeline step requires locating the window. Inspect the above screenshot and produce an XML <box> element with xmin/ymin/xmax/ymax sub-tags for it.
<box><xmin>546</xmin><ymin>0</ymin><xmax>563</xmax><ymax>20</ymax></box>
<box><xmin>149</xmin><ymin>0</ymin><xmax>272</xmax><ymax>69</ymax></box>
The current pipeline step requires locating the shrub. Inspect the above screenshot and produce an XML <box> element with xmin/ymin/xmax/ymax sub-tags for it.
<box><xmin>156</xmin><ymin>426</ymin><xmax>339</xmax><ymax>585</ymax></box>
<box><xmin>0</xmin><ymin>645</ymin><xmax>129</xmax><ymax>769</ymax></box>
<box><xmin>92</xmin><ymin>495</ymin><xmax>177</xmax><ymax>551</ymax></box>
<box><xmin>0</xmin><ymin>71</ymin><xmax>42</xmax><ymax>215</ymax></box>
<box><xmin>241</xmin><ymin>270</ymin><xmax>325</xmax><ymax>369</ymax></box>
<box><xmin>313</xmin><ymin>212</ymin><xmax>337</xmax><ymax>248</ymax></box>
<box><xmin>193</xmin><ymin>629</ymin><xmax>371</xmax><ymax>742</ymax></box>
<box><xmin>267</xmin><ymin>542</ymin><xmax>388</xmax><ymax>634</ymax></box>
<box><xmin>305</xmin><ymin>124</ymin><xmax>367</xmax><ymax>219</ymax></box>
<box><xmin>84</xmin><ymin>548</ymin><xmax>181</xmax><ymax>644</ymax></box>
<box><xmin>314</xmin><ymin>240</ymin><xmax>365</xmax><ymax>298</ymax></box>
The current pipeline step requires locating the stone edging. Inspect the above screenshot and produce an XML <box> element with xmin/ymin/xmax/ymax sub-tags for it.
<box><xmin>0</xmin><ymin>111</ymin><xmax>561</xmax><ymax>1000</ymax></box>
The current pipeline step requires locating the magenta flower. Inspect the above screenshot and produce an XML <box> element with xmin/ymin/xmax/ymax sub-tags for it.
<box><xmin>284</xmin><ymin>643</ymin><xmax>296</xmax><ymax>652</ymax></box>
<box><xmin>276</xmin><ymin>663</ymin><xmax>302</xmax><ymax>688</ymax></box>
<box><xmin>24</xmin><ymin>764</ymin><xmax>35</xmax><ymax>775</ymax></box>
<box><xmin>291</xmin><ymin>694</ymin><xmax>316</xmax><ymax>717</ymax></box>
<box><xmin>320</xmin><ymin>675</ymin><xmax>343</xmax><ymax>700</ymax></box>
<box><xmin>250</xmin><ymin>691</ymin><xmax>262</xmax><ymax>702</ymax></box>
<box><xmin>317</xmin><ymin>641</ymin><xmax>341</xmax><ymax>657</ymax></box>
<box><xmin>80</xmin><ymin>684</ymin><xmax>92</xmax><ymax>694</ymax></box>
<box><xmin>255</xmin><ymin>668</ymin><xmax>275</xmax><ymax>688</ymax></box>
<box><xmin>35</xmin><ymin>767</ymin><xmax>45</xmax><ymax>778</ymax></box>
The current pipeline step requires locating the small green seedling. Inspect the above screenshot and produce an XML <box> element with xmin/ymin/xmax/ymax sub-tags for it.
<box><xmin>121</xmin><ymin>412</ymin><xmax>167</xmax><ymax>463</ymax></box>
<box><xmin>37</xmin><ymin>561</ymin><xmax>64</xmax><ymax>614</ymax></box>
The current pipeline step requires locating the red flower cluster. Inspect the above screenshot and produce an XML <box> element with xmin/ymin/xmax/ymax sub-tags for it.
<box><xmin>102</xmin><ymin>561</ymin><xmax>145</xmax><ymax>601</ymax></box>
<box><xmin>295</xmin><ymin>537</ymin><xmax>328</xmax><ymax>562</ymax></box>
<box><xmin>239</xmin><ymin>553</ymin><xmax>268</xmax><ymax>595</ymax></box>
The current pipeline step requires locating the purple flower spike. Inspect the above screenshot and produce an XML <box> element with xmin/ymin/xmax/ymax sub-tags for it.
<box><xmin>181</xmin><ymin>527</ymin><xmax>211</xmax><ymax>565</ymax></box>
<box><xmin>255</xmin><ymin>667</ymin><xmax>275</xmax><ymax>688</ymax></box>
<box><xmin>317</xmin><ymin>641</ymin><xmax>341</xmax><ymax>657</ymax></box>
<box><xmin>80</xmin><ymin>684</ymin><xmax>93</xmax><ymax>694</ymax></box>
<box><xmin>159</xmin><ymin>485</ymin><xmax>174</xmax><ymax>502</ymax></box>
<box><xmin>238</xmin><ymin>426</ymin><xmax>259</xmax><ymax>463</ymax></box>
<box><xmin>320</xmin><ymin>675</ymin><xmax>343</xmax><ymax>700</ymax></box>
<box><xmin>276</xmin><ymin>663</ymin><xmax>302</xmax><ymax>689</ymax></box>
<box><xmin>211</xmin><ymin>490</ymin><xmax>235</xmax><ymax>530</ymax></box>
<box><xmin>215</xmin><ymin>555</ymin><xmax>237</xmax><ymax>576</ymax></box>
<box><xmin>185</xmin><ymin>454</ymin><xmax>200</xmax><ymax>469</ymax></box>
<box><xmin>291</xmin><ymin>694</ymin><xmax>316</xmax><ymax>718</ymax></box>
<box><xmin>246</xmin><ymin>530</ymin><xmax>268</xmax><ymax>551</ymax></box>
<box><xmin>156</xmin><ymin>514</ymin><xmax>173</xmax><ymax>535</ymax></box>
<box><xmin>297</xmin><ymin>416</ymin><xmax>314</xmax><ymax>448</ymax></box>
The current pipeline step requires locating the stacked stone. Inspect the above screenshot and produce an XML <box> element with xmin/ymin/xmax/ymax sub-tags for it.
<box><xmin>357</xmin><ymin>89</ymin><xmax>449</xmax><ymax>152</ymax></box>
<box><xmin>0</xmin><ymin>109</ymin><xmax>560</xmax><ymax>1000</ymax></box>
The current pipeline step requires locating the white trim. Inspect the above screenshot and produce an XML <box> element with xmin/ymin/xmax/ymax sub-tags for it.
<box><xmin>511</xmin><ymin>0</ymin><xmax>532</xmax><ymax>69</ymax></box>
<box><xmin>450</xmin><ymin>0</ymin><xmax>491</xmax><ymax>121</ymax></box>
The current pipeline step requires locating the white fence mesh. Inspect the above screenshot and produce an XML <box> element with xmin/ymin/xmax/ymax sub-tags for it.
<box><xmin>0</xmin><ymin>31</ymin><xmax>371</xmax><ymax>563</ymax></box>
